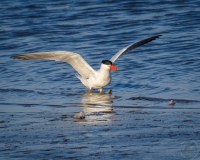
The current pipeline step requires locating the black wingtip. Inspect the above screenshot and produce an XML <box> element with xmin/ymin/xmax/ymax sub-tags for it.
<box><xmin>10</xmin><ymin>54</ymin><xmax>28</xmax><ymax>60</ymax></box>
<box><xmin>11</xmin><ymin>55</ymin><xmax>18</xmax><ymax>59</ymax></box>
<box><xmin>157</xmin><ymin>34</ymin><xmax>162</xmax><ymax>38</ymax></box>
<box><xmin>11</xmin><ymin>55</ymin><xmax>22</xmax><ymax>59</ymax></box>
<box><xmin>153</xmin><ymin>35</ymin><xmax>162</xmax><ymax>39</ymax></box>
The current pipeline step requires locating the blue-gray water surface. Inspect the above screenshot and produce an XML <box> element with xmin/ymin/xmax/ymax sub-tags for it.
<box><xmin>0</xmin><ymin>0</ymin><xmax>200</xmax><ymax>160</ymax></box>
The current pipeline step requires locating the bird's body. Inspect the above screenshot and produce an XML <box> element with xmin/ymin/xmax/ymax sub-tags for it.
<box><xmin>12</xmin><ymin>35</ymin><xmax>161</xmax><ymax>92</ymax></box>
<box><xmin>77</xmin><ymin>63</ymin><xmax>112</xmax><ymax>92</ymax></box>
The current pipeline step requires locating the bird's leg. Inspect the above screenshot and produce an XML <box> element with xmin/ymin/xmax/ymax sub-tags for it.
<box><xmin>98</xmin><ymin>88</ymin><xmax>103</xmax><ymax>93</ymax></box>
<box><xmin>87</xmin><ymin>88</ymin><xmax>93</xmax><ymax>93</ymax></box>
<box><xmin>105</xmin><ymin>89</ymin><xmax>112</xmax><ymax>94</ymax></box>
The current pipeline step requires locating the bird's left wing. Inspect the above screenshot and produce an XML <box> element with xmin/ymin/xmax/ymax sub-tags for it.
<box><xmin>11</xmin><ymin>51</ymin><xmax>96</xmax><ymax>79</ymax></box>
<box><xmin>110</xmin><ymin>35</ymin><xmax>162</xmax><ymax>63</ymax></box>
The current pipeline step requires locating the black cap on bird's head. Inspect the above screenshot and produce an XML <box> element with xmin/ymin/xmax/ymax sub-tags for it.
<box><xmin>102</xmin><ymin>60</ymin><xmax>118</xmax><ymax>70</ymax></box>
<box><xmin>102</xmin><ymin>60</ymin><xmax>112</xmax><ymax>65</ymax></box>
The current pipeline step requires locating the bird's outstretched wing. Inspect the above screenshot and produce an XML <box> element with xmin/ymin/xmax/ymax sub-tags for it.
<box><xmin>110</xmin><ymin>35</ymin><xmax>162</xmax><ymax>63</ymax></box>
<box><xmin>11</xmin><ymin>51</ymin><xmax>96</xmax><ymax>79</ymax></box>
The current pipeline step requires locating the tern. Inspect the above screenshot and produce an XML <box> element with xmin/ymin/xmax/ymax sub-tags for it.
<box><xmin>12</xmin><ymin>35</ymin><xmax>161</xmax><ymax>92</ymax></box>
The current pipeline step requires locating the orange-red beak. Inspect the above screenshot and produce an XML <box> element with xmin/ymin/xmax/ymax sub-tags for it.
<box><xmin>110</xmin><ymin>64</ymin><xmax>118</xmax><ymax>71</ymax></box>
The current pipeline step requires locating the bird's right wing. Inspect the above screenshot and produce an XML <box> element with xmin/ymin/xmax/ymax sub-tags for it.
<box><xmin>11</xmin><ymin>51</ymin><xmax>96</xmax><ymax>79</ymax></box>
<box><xmin>110</xmin><ymin>35</ymin><xmax>161</xmax><ymax>63</ymax></box>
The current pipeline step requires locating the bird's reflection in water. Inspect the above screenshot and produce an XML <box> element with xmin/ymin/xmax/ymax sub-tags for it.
<box><xmin>80</xmin><ymin>91</ymin><xmax>116</xmax><ymax>122</ymax></box>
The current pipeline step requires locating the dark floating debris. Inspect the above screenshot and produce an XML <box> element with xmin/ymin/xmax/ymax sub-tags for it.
<box><xmin>74</xmin><ymin>112</ymin><xmax>85</xmax><ymax>119</ymax></box>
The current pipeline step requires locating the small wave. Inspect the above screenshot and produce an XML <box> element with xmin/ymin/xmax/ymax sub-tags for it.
<box><xmin>0</xmin><ymin>88</ymin><xmax>34</xmax><ymax>93</ymax></box>
<box><xmin>0</xmin><ymin>88</ymin><xmax>45</xmax><ymax>95</ymax></box>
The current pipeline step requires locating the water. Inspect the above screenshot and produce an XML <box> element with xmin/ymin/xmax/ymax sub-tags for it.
<box><xmin>0</xmin><ymin>0</ymin><xmax>200</xmax><ymax>159</ymax></box>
